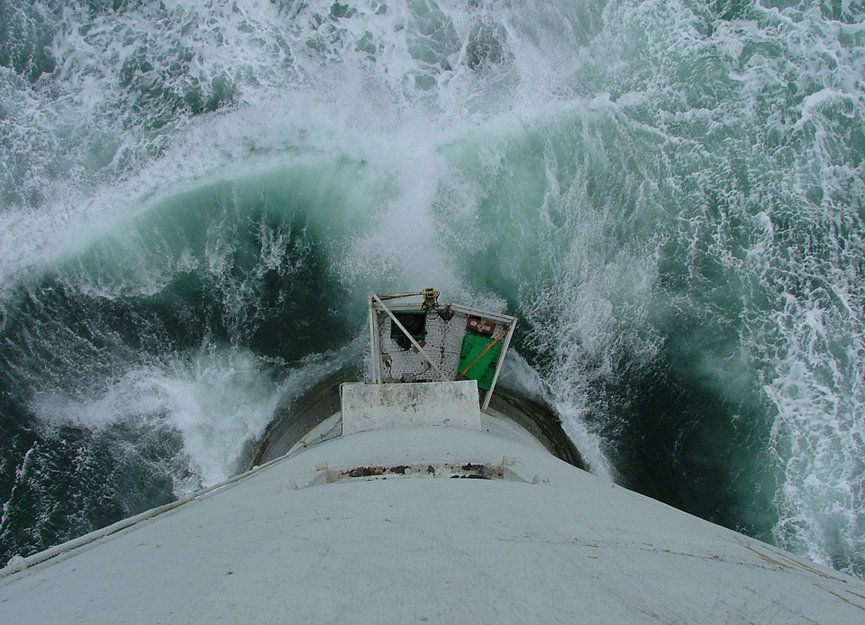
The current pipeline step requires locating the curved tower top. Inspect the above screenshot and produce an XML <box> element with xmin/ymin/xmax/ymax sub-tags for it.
<box><xmin>2</xmin><ymin>292</ymin><xmax>863</xmax><ymax>623</ymax></box>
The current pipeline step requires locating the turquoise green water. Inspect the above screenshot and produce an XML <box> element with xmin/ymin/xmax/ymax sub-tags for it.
<box><xmin>1</xmin><ymin>0</ymin><xmax>864</xmax><ymax>579</ymax></box>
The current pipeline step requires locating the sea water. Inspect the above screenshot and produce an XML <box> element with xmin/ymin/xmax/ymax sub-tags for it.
<box><xmin>1</xmin><ymin>0</ymin><xmax>864</xmax><ymax>579</ymax></box>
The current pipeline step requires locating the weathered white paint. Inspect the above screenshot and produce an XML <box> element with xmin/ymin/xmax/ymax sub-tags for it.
<box><xmin>341</xmin><ymin>381</ymin><xmax>481</xmax><ymax>435</ymax></box>
<box><xmin>2</xmin><ymin>386</ymin><xmax>865</xmax><ymax>623</ymax></box>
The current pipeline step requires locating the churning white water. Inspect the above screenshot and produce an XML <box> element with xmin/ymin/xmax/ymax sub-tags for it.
<box><xmin>1</xmin><ymin>0</ymin><xmax>864</xmax><ymax>579</ymax></box>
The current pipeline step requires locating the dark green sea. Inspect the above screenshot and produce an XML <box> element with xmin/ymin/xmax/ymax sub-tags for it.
<box><xmin>1</xmin><ymin>0</ymin><xmax>864</xmax><ymax>579</ymax></box>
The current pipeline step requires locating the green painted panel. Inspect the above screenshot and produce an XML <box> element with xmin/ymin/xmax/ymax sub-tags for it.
<box><xmin>458</xmin><ymin>333</ymin><xmax>502</xmax><ymax>391</ymax></box>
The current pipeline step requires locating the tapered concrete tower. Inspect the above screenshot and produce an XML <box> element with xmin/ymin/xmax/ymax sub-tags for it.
<box><xmin>2</xmin><ymin>292</ymin><xmax>863</xmax><ymax>623</ymax></box>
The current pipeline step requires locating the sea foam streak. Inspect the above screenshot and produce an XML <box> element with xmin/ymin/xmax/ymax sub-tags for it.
<box><xmin>1</xmin><ymin>0</ymin><xmax>864</xmax><ymax>579</ymax></box>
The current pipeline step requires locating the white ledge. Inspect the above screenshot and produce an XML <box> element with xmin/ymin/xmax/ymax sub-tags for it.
<box><xmin>341</xmin><ymin>381</ymin><xmax>481</xmax><ymax>435</ymax></box>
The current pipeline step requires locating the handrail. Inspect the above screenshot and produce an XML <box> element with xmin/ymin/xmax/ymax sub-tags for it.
<box><xmin>371</xmin><ymin>293</ymin><xmax>445</xmax><ymax>380</ymax></box>
<box><xmin>456</xmin><ymin>327</ymin><xmax>509</xmax><ymax>380</ymax></box>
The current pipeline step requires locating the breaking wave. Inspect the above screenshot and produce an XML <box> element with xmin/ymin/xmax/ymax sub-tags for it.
<box><xmin>1</xmin><ymin>0</ymin><xmax>864</xmax><ymax>579</ymax></box>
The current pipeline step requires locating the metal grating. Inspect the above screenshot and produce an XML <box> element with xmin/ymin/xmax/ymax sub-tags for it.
<box><xmin>378</xmin><ymin>310</ymin><xmax>507</xmax><ymax>384</ymax></box>
<box><xmin>369</xmin><ymin>292</ymin><xmax>518</xmax><ymax>409</ymax></box>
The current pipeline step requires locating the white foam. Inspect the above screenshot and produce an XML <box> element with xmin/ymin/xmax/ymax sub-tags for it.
<box><xmin>4</xmin><ymin>0</ymin><xmax>865</xmax><ymax>577</ymax></box>
<box><xmin>29</xmin><ymin>345</ymin><xmax>355</xmax><ymax>490</ymax></box>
